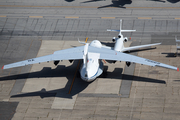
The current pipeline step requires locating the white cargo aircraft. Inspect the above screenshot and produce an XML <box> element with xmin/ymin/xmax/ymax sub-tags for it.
<box><xmin>1</xmin><ymin>20</ymin><xmax>178</xmax><ymax>81</ymax></box>
<box><xmin>2</xmin><ymin>40</ymin><xmax>179</xmax><ymax>82</ymax></box>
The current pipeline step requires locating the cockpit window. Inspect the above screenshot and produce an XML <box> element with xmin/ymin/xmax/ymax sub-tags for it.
<box><xmin>88</xmin><ymin>59</ymin><xmax>92</xmax><ymax>61</ymax></box>
<box><xmin>87</xmin><ymin>59</ymin><xmax>92</xmax><ymax>63</ymax></box>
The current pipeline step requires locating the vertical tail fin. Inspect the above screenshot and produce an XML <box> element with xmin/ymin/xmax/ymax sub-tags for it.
<box><xmin>119</xmin><ymin>19</ymin><xmax>122</xmax><ymax>35</ymax></box>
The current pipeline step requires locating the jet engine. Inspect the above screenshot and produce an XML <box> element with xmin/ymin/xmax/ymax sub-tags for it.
<box><xmin>69</xmin><ymin>60</ymin><xmax>73</xmax><ymax>63</ymax></box>
<box><xmin>113</xmin><ymin>61</ymin><xmax>116</xmax><ymax>63</ymax></box>
<box><xmin>54</xmin><ymin>60</ymin><xmax>60</xmax><ymax>66</ymax></box>
<box><xmin>112</xmin><ymin>37</ymin><xmax>116</xmax><ymax>42</ymax></box>
<box><xmin>126</xmin><ymin>62</ymin><xmax>131</xmax><ymax>67</ymax></box>
<box><xmin>118</xmin><ymin>35</ymin><xmax>121</xmax><ymax>38</ymax></box>
<box><xmin>124</xmin><ymin>37</ymin><xmax>128</xmax><ymax>42</ymax></box>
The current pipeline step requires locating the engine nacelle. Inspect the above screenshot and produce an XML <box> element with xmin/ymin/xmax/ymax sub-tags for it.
<box><xmin>69</xmin><ymin>60</ymin><xmax>73</xmax><ymax>63</ymax></box>
<box><xmin>112</xmin><ymin>37</ymin><xmax>116</xmax><ymax>42</ymax></box>
<box><xmin>126</xmin><ymin>62</ymin><xmax>131</xmax><ymax>67</ymax></box>
<box><xmin>124</xmin><ymin>37</ymin><xmax>128</xmax><ymax>42</ymax></box>
<box><xmin>54</xmin><ymin>60</ymin><xmax>60</xmax><ymax>66</ymax></box>
<box><xmin>118</xmin><ymin>35</ymin><xmax>121</xmax><ymax>38</ymax></box>
<box><xmin>112</xmin><ymin>61</ymin><xmax>116</xmax><ymax>63</ymax></box>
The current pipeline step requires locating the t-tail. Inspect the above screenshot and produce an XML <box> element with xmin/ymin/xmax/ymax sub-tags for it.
<box><xmin>107</xmin><ymin>19</ymin><xmax>136</xmax><ymax>39</ymax></box>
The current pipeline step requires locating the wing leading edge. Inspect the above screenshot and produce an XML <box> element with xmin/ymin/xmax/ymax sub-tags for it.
<box><xmin>2</xmin><ymin>46</ymin><xmax>84</xmax><ymax>70</ymax></box>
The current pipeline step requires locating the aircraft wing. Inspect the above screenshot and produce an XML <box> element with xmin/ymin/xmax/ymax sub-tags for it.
<box><xmin>88</xmin><ymin>46</ymin><xmax>179</xmax><ymax>71</ymax></box>
<box><xmin>2</xmin><ymin>46</ymin><xmax>84</xmax><ymax>70</ymax></box>
<box><xmin>122</xmin><ymin>43</ymin><xmax>161</xmax><ymax>52</ymax></box>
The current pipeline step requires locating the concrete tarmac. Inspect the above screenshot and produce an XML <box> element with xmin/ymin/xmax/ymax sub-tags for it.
<box><xmin>1</xmin><ymin>0</ymin><xmax>180</xmax><ymax>120</ymax></box>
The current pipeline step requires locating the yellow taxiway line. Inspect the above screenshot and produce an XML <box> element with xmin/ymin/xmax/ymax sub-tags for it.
<box><xmin>0</xmin><ymin>15</ymin><xmax>6</xmax><ymax>17</ymax></box>
<box><xmin>68</xmin><ymin>37</ymin><xmax>88</xmax><ymax>94</ymax></box>
<box><xmin>68</xmin><ymin>60</ymin><xmax>81</xmax><ymax>94</ymax></box>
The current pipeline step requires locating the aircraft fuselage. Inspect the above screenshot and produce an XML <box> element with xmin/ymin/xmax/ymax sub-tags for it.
<box><xmin>80</xmin><ymin>53</ymin><xmax>103</xmax><ymax>82</ymax></box>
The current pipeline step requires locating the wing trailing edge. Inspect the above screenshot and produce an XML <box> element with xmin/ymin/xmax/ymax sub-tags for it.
<box><xmin>122</xmin><ymin>43</ymin><xmax>161</xmax><ymax>52</ymax></box>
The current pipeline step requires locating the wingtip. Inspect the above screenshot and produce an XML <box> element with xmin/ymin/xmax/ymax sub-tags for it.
<box><xmin>177</xmin><ymin>68</ymin><xmax>179</xmax><ymax>71</ymax></box>
<box><xmin>2</xmin><ymin>65</ymin><xmax>4</xmax><ymax>69</ymax></box>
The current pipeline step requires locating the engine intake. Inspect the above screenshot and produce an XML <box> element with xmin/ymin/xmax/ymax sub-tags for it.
<box><xmin>54</xmin><ymin>61</ymin><xmax>60</xmax><ymax>66</ymax></box>
<box><xmin>69</xmin><ymin>60</ymin><xmax>73</xmax><ymax>63</ymax></box>
<box><xmin>126</xmin><ymin>62</ymin><xmax>131</xmax><ymax>67</ymax></box>
<box><xmin>112</xmin><ymin>37</ymin><xmax>116</xmax><ymax>42</ymax></box>
<box><xmin>124</xmin><ymin>37</ymin><xmax>128</xmax><ymax>42</ymax></box>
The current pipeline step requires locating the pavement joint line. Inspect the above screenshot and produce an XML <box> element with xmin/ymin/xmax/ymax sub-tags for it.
<box><xmin>101</xmin><ymin>17</ymin><xmax>115</xmax><ymax>19</ymax></box>
<box><xmin>65</xmin><ymin>16</ymin><xmax>79</xmax><ymax>19</ymax></box>
<box><xmin>138</xmin><ymin>17</ymin><xmax>152</xmax><ymax>19</ymax></box>
<box><xmin>10</xmin><ymin>39</ymin><xmax>34</xmax><ymax>96</ymax></box>
<box><xmin>1</xmin><ymin>15</ymin><xmax>179</xmax><ymax>20</ymax></box>
<box><xmin>68</xmin><ymin>37</ymin><xmax>88</xmax><ymax>94</ymax></box>
<box><xmin>29</xmin><ymin>16</ymin><xmax>43</xmax><ymax>18</ymax></box>
<box><xmin>129</xmin><ymin>41</ymin><xmax>142</xmax><ymax>120</ymax></box>
<box><xmin>127</xmin><ymin>7</ymin><xmax>180</xmax><ymax>9</ymax></box>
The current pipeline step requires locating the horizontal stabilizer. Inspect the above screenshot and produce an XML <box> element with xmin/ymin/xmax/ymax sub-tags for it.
<box><xmin>107</xmin><ymin>29</ymin><xmax>136</xmax><ymax>32</ymax></box>
<box><xmin>175</xmin><ymin>37</ymin><xmax>180</xmax><ymax>42</ymax></box>
<box><xmin>121</xmin><ymin>30</ymin><xmax>136</xmax><ymax>32</ymax></box>
<box><xmin>107</xmin><ymin>29</ymin><xmax>120</xmax><ymax>32</ymax></box>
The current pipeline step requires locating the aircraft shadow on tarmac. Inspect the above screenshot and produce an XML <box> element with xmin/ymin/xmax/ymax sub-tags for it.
<box><xmin>65</xmin><ymin>0</ymin><xmax>75</xmax><ymax>2</ymax></box>
<box><xmin>148</xmin><ymin>0</ymin><xmax>180</xmax><ymax>3</ymax></box>
<box><xmin>101</xmin><ymin>66</ymin><xmax>166</xmax><ymax>84</ymax></box>
<box><xmin>161</xmin><ymin>53</ymin><xmax>178</xmax><ymax>57</ymax></box>
<box><xmin>0</xmin><ymin>61</ymin><xmax>165</xmax><ymax>99</ymax></box>
<box><xmin>81</xmin><ymin>0</ymin><xmax>179</xmax><ymax>8</ymax></box>
<box><xmin>81</xmin><ymin>0</ymin><xmax>106</xmax><ymax>3</ymax></box>
<box><xmin>146</xmin><ymin>0</ymin><xmax>166</xmax><ymax>3</ymax></box>
<box><xmin>167</xmin><ymin>0</ymin><xmax>180</xmax><ymax>3</ymax></box>
<box><xmin>81</xmin><ymin>0</ymin><xmax>132</xmax><ymax>8</ymax></box>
